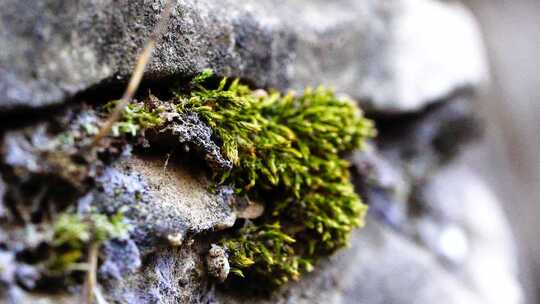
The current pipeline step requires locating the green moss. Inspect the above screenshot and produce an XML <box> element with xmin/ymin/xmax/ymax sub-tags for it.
<box><xmin>47</xmin><ymin>212</ymin><xmax>129</xmax><ymax>272</ymax></box>
<box><xmin>221</xmin><ymin>222</ymin><xmax>311</xmax><ymax>286</ymax></box>
<box><xmin>177</xmin><ymin>70</ymin><xmax>374</xmax><ymax>288</ymax></box>
<box><xmin>104</xmin><ymin>100</ymin><xmax>164</xmax><ymax>137</ymax></box>
<box><xmin>102</xmin><ymin>70</ymin><xmax>375</xmax><ymax>288</ymax></box>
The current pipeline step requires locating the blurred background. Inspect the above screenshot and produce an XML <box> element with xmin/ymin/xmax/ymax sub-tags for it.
<box><xmin>463</xmin><ymin>1</ymin><xmax>540</xmax><ymax>303</ymax></box>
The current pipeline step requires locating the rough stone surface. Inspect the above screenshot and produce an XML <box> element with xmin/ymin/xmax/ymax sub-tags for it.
<box><xmin>102</xmin><ymin>245</ymin><xmax>212</xmax><ymax>304</ymax></box>
<box><xmin>99</xmin><ymin>239</ymin><xmax>142</xmax><ymax>281</ymax></box>
<box><xmin>91</xmin><ymin>154</ymin><xmax>236</xmax><ymax>252</ymax></box>
<box><xmin>350</xmin><ymin>96</ymin><xmax>480</xmax><ymax>232</ymax></box>
<box><xmin>218</xmin><ymin>218</ymin><xmax>484</xmax><ymax>304</ymax></box>
<box><xmin>0</xmin><ymin>0</ymin><xmax>523</xmax><ymax>303</ymax></box>
<box><xmin>376</xmin><ymin>96</ymin><xmax>480</xmax><ymax>181</ymax></box>
<box><xmin>415</xmin><ymin>164</ymin><xmax>523</xmax><ymax>304</ymax></box>
<box><xmin>0</xmin><ymin>0</ymin><xmax>486</xmax><ymax>113</ymax></box>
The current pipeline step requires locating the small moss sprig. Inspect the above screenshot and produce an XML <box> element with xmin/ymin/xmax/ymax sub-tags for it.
<box><xmin>103</xmin><ymin>100</ymin><xmax>163</xmax><ymax>137</ymax></box>
<box><xmin>48</xmin><ymin>212</ymin><xmax>129</xmax><ymax>272</ymax></box>
<box><xmin>221</xmin><ymin>222</ymin><xmax>315</xmax><ymax>287</ymax></box>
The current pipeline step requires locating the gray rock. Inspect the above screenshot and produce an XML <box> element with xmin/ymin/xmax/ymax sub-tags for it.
<box><xmin>103</xmin><ymin>245</ymin><xmax>211</xmax><ymax>304</ymax></box>
<box><xmin>0</xmin><ymin>250</ymin><xmax>16</xmax><ymax>286</ymax></box>
<box><xmin>368</xmin><ymin>0</ymin><xmax>488</xmax><ymax>112</ymax></box>
<box><xmin>0</xmin><ymin>1</ymin><xmax>521</xmax><ymax>303</ymax></box>
<box><xmin>158</xmin><ymin>112</ymin><xmax>233</xmax><ymax>171</ymax></box>
<box><xmin>0</xmin><ymin>0</ymin><xmax>486</xmax><ymax>113</ymax></box>
<box><xmin>218</xmin><ymin>218</ymin><xmax>484</xmax><ymax>304</ymax></box>
<box><xmin>92</xmin><ymin>154</ymin><xmax>236</xmax><ymax>251</ymax></box>
<box><xmin>414</xmin><ymin>164</ymin><xmax>523</xmax><ymax>304</ymax></box>
<box><xmin>99</xmin><ymin>239</ymin><xmax>142</xmax><ymax>281</ymax></box>
<box><xmin>377</xmin><ymin>96</ymin><xmax>480</xmax><ymax>181</ymax></box>
<box><xmin>350</xmin><ymin>144</ymin><xmax>410</xmax><ymax>230</ymax></box>
<box><xmin>349</xmin><ymin>95</ymin><xmax>480</xmax><ymax>232</ymax></box>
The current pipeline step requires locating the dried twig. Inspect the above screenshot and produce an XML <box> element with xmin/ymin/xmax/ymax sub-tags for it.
<box><xmin>92</xmin><ymin>0</ymin><xmax>176</xmax><ymax>146</ymax></box>
<box><xmin>84</xmin><ymin>242</ymin><xmax>100</xmax><ymax>304</ymax></box>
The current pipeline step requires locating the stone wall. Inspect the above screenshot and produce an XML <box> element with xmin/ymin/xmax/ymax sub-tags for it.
<box><xmin>0</xmin><ymin>1</ymin><xmax>523</xmax><ymax>303</ymax></box>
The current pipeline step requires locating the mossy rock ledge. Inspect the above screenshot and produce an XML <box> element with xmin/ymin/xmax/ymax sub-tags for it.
<box><xmin>0</xmin><ymin>1</ymin><xmax>523</xmax><ymax>304</ymax></box>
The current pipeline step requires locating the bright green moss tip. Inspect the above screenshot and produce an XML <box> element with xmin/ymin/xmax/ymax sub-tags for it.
<box><xmin>104</xmin><ymin>100</ymin><xmax>164</xmax><ymax>137</ymax></box>
<box><xmin>104</xmin><ymin>70</ymin><xmax>376</xmax><ymax>289</ymax></box>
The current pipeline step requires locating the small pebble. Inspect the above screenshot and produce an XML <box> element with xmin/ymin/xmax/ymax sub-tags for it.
<box><xmin>167</xmin><ymin>232</ymin><xmax>184</xmax><ymax>247</ymax></box>
<box><xmin>206</xmin><ymin>244</ymin><xmax>230</xmax><ymax>282</ymax></box>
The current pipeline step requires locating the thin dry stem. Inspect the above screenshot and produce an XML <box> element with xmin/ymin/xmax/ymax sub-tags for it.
<box><xmin>92</xmin><ymin>0</ymin><xmax>176</xmax><ymax>146</ymax></box>
<box><xmin>84</xmin><ymin>242</ymin><xmax>100</xmax><ymax>304</ymax></box>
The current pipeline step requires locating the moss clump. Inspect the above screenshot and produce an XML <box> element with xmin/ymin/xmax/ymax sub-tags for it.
<box><xmin>48</xmin><ymin>212</ymin><xmax>129</xmax><ymax>272</ymax></box>
<box><xmin>102</xmin><ymin>70</ymin><xmax>375</xmax><ymax>288</ymax></box>
<box><xmin>176</xmin><ymin>71</ymin><xmax>375</xmax><ymax>288</ymax></box>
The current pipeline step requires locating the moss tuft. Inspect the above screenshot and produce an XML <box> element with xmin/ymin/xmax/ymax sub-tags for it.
<box><xmin>47</xmin><ymin>212</ymin><xmax>129</xmax><ymax>272</ymax></box>
<box><xmin>176</xmin><ymin>71</ymin><xmax>375</xmax><ymax>288</ymax></box>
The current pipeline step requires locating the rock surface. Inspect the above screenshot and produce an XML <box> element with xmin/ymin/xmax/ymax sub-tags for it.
<box><xmin>84</xmin><ymin>153</ymin><xmax>238</xmax><ymax>257</ymax></box>
<box><xmin>0</xmin><ymin>0</ymin><xmax>486</xmax><ymax>112</ymax></box>
<box><xmin>0</xmin><ymin>0</ymin><xmax>522</xmax><ymax>304</ymax></box>
<box><xmin>416</xmin><ymin>164</ymin><xmax>523</xmax><ymax>304</ymax></box>
<box><xmin>108</xmin><ymin>155</ymin><xmax>235</xmax><ymax>239</ymax></box>
<box><xmin>220</xmin><ymin>219</ymin><xmax>484</xmax><ymax>304</ymax></box>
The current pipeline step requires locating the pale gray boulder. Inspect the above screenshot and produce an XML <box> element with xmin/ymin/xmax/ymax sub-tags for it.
<box><xmin>0</xmin><ymin>0</ymin><xmax>486</xmax><ymax>112</ymax></box>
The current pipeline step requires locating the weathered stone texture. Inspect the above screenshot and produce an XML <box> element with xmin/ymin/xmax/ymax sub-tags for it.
<box><xmin>0</xmin><ymin>1</ymin><xmax>521</xmax><ymax>304</ymax></box>
<box><xmin>0</xmin><ymin>0</ymin><xmax>486</xmax><ymax>112</ymax></box>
